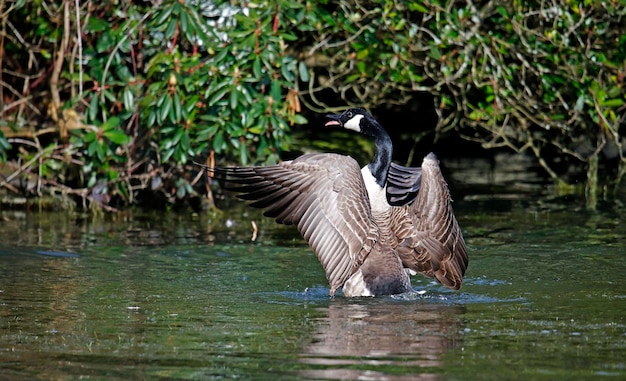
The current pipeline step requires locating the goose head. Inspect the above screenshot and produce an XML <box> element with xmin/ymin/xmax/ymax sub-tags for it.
<box><xmin>324</xmin><ymin>108</ymin><xmax>393</xmax><ymax>190</ymax></box>
<box><xmin>324</xmin><ymin>108</ymin><xmax>380</xmax><ymax>137</ymax></box>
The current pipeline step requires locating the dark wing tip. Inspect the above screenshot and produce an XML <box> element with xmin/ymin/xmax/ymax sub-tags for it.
<box><xmin>386</xmin><ymin>162</ymin><xmax>422</xmax><ymax>206</ymax></box>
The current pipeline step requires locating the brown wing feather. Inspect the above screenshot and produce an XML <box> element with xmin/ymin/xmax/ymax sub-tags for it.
<box><xmin>393</xmin><ymin>153</ymin><xmax>468</xmax><ymax>290</ymax></box>
<box><xmin>213</xmin><ymin>153</ymin><xmax>378</xmax><ymax>295</ymax></box>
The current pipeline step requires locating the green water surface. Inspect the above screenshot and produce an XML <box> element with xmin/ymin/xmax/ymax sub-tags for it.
<box><xmin>0</xmin><ymin>201</ymin><xmax>624</xmax><ymax>380</ymax></box>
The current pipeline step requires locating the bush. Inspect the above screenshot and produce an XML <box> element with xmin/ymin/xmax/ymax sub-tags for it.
<box><xmin>296</xmin><ymin>0</ymin><xmax>626</xmax><ymax>208</ymax></box>
<box><xmin>1</xmin><ymin>0</ymin><xmax>624</xmax><ymax>210</ymax></box>
<box><xmin>1</xmin><ymin>0</ymin><xmax>307</xmax><ymax>209</ymax></box>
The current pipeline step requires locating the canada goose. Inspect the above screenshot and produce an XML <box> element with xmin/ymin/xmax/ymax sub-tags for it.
<box><xmin>324</xmin><ymin>108</ymin><xmax>467</xmax><ymax>291</ymax></box>
<box><xmin>205</xmin><ymin>111</ymin><xmax>467</xmax><ymax>296</ymax></box>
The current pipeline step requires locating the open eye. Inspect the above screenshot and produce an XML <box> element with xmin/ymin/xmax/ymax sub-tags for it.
<box><xmin>347</xmin><ymin>111</ymin><xmax>353</xmax><ymax>118</ymax></box>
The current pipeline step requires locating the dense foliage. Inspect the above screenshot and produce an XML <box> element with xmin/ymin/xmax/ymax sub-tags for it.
<box><xmin>1</xmin><ymin>0</ymin><xmax>309</xmax><ymax>209</ymax></box>
<box><xmin>1</xmin><ymin>0</ymin><xmax>624</xmax><ymax>210</ymax></box>
<box><xmin>301</xmin><ymin>0</ymin><xmax>626</xmax><ymax>208</ymax></box>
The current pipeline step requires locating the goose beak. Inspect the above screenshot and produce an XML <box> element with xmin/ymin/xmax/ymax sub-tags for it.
<box><xmin>324</xmin><ymin>114</ymin><xmax>342</xmax><ymax>127</ymax></box>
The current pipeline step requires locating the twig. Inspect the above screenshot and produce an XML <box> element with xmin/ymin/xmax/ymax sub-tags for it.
<box><xmin>49</xmin><ymin>0</ymin><xmax>71</xmax><ymax>140</ymax></box>
<box><xmin>39</xmin><ymin>177</ymin><xmax>119</xmax><ymax>212</ymax></box>
<box><xmin>74</xmin><ymin>0</ymin><xmax>83</xmax><ymax>97</ymax></box>
<box><xmin>0</xmin><ymin>148</ymin><xmax>48</xmax><ymax>189</ymax></box>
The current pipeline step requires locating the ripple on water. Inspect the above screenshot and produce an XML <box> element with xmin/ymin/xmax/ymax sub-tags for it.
<box><xmin>257</xmin><ymin>286</ymin><xmax>334</xmax><ymax>305</ymax></box>
<box><xmin>391</xmin><ymin>288</ymin><xmax>525</xmax><ymax>305</ymax></box>
<box><xmin>256</xmin><ymin>278</ymin><xmax>524</xmax><ymax>306</ymax></box>
<box><xmin>464</xmin><ymin>275</ymin><xmax>511</xmax><ymax>286</ymax></box>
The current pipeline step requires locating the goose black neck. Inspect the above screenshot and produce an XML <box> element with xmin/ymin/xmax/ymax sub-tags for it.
<box><xmin>366</xmin><ymin>123</ymin><xmax>393</xmax><ymax>189</ymax></box>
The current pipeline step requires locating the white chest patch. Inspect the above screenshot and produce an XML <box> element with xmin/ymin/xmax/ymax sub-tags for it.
<box><xmin>361</xmin><ymin>167</ymin><xmax>389</xmax><ymax>214</ymax></box>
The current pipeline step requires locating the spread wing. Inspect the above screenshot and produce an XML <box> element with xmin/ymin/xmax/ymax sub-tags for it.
<box><xmin>387</xmin><ymin>162</ymin><xmax>421</xmax><ymax>206</ymax></box>
<box><xmin>393</xmin><ymin>153</ymin><xmax>468</xmax><ymax>290</ymax></box>
<box><xmin>209</xmin><ymin>153</ymin><xmax>379</xmax><ymax>295</ymax></box>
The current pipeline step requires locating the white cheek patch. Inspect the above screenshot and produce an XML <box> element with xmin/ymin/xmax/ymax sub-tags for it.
<box><xmin>344</xmin><ymin>114</ymin><xmax>364</xmax><ymax>132</ymax></box>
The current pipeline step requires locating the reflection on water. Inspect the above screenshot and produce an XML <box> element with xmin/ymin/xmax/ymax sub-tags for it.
<box><xmin>300</xmin><ymin>298</ymin><xmax>464</xmax><ymax>380</ymax></box>
<box><xmin>0</xmin><ymin>203</ymin><xmax>625</xmax><ymax>380</ymax></box>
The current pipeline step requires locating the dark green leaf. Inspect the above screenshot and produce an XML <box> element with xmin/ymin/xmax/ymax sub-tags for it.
<box><xmin>160</xmin><ymin>96</ymin><xmax>173</xmax><ymax>123</ymax></box>
<box><xmin>207</xmin><ymin>84</ymin><xmax>230</xmax><ymax>106</ymax></box>
<box><xmin>96</xmin><ymin>31</ymin><xmax>114</xmax><ymax>53</ymax></box>
<box><xmin>168</xmin><ymin>96</ymin><xmax>177</xmax><ymax>124</ymax></box>
<box><xmin>253</xmin><ymin>57</ymin><xmax>262</xmax><ymax>78</ymax></box>
<box><xmin>280</xmin><ymin>61</ymin><xmax>295</xmax><ymax>82</ymax></box>
<box><xmin>270</xmin><ymin>81</ymin><xmax>281</xmax><ymax>101</ymax></box>
<box><xmin>185</xmin><ymin>95</ymin><xmax>199</xmax><ymax>114</ymax></box>
<box><xmin>281</xmin><ymin>33</ymin><xmax>298</xmax><ymax>42</ymax></box>
<box><xmin>102</xmin><ymin>116</ymin><xmax>121</xmax><ymax>131</ymax></box>
<box><xmin>288</xmin><ymin>114</ymin><xmax>308</xmax><ymax>125</ymax></box>
<box><xmin>213</xmin><ymin>47</ymin><xmax>230</xmax><ymax>64</ymax></box>
<box><xmin>179</xmin><ymin>10</ymin><xmax>189</xmax><ymax>34</ymax></box>
<box><xmin>429</xmin><ymin>45</ymin><xmax>441</xmax><ymax>60</ymax></box>
<box><xmin>88</xmin><ymin>95</ymin><xmax>99</xmax><ymax>122</ymax></box>
<box><xmin>115</xmin><ymin>65</ymin><xmax>132</xmax><ymax>81</ymax></box>
<box><xmin>239</xmin><ymin>142</ymin><xmax>248</xmax><ymax>165</ymax></box>
<box><xmin>173</xmin><ymin>92</ymin><xmax>182</xmax><ymax>121</ymax></box>
<box><xmin>240</xmin><ymin>86</ymin><xmax>253</xmax><ymax>105</ymax></box>
<box><xmin>104</xmin><ymin>130</ymin><xmax>131</xmax><ymax>145</ymax></box>
<box><xmin>84</xmin><ymin>131</ymin><xmax>97</xmax><ymax>143</ymax></box>
<box><xmin>604</xmin><ymin>98</ymin><xmax>624</xmax><ymax>107</ymax></box>
<box><xmin>229</xmin><ymin>87</ymin><xmax>238</xmax><ymax>110</ymax></box>
<box><xmin>0</xmin><ymin>132</ymin><xmax>11</xmax><ymax>154</ymax></box>
<box><xmin>85</xmin><ymin>17</ymin><xmax>109</xmax><ymax>33</ymax></box>
<box><xmin>147</xmin><ymin>110</ymin><xmax>156</xmax><ymax>127</ymax></box>
<box><xmin>153</xmin><ymin>5</ymin><xmax>175</xmax><ymax>27</ymax></box>
<box><xmin>298</xmin><ymin>61</ymin><xmax>309</xmax><ymax>82</ymax></box>
<box><xmin>212</xmin><ymin>131</ymin><xmax>225</xmax><ymax>153</ymax></box>
<box><xmin>165</xmin><ymin>18</ymin><xmax>178</xmax><ymax>38</ymax></box>
<box><xmin>123</xmin><ymin>88</ymin><xmax>134</xmax><ymax>111</ymax></box>
<box><xmin>87</xmin><ymin>173</ymin><xmax>97</xmax><ymax>188</ymax></box>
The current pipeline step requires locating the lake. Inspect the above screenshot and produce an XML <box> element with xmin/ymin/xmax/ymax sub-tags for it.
<box><xmin>1</xmin><ymin>156</ymin><xmax>625</xmax><ymax>380</ymax></box>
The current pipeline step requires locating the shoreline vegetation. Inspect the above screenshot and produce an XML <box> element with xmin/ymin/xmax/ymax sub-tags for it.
<box><xmin>1</xmin><ymin>1</ymin><xmax>624</xmax><ymax>212</ymax></box>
